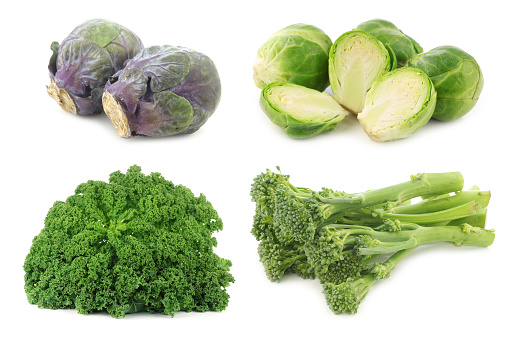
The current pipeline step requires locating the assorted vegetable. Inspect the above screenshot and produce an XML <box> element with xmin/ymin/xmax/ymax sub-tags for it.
<box><xmin>35</xmin><ymin>18</ymin><xmax>492</xmax><ymax>319</ymax></box>
<box><xmin>253</xmin><ymin>19</ymin><xmax>483</xmax><ymax>141</ymax></box>
<box><xmin>251</xmin><ymin>168</ymin><xmax>494</xmax><ymax>314</ymax></box>
<box><xmin>24</xmin><ymin>166</ymin><xmax>234</xmax><ymax>318</ymax></box>
<box><xmin>103</xmin><ymin>45</ymin><xmax>221</xmax><ymax>138</ymax></box>
<box><xmin>47</xmin><ymin>19</ymin><xmax>144</xmax><ymax>115</ymax></box>
<box><xmin>259</xmin><ymin>82</ymin><xmax>348</xmax><ymax>138</ymax></box>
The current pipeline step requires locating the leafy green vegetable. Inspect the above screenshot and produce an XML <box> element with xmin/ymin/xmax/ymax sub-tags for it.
<box><xmin>253</xmin><ymin>24</ymin><xmax>332</xmax><ymax>91</ymax></box>
<box><xmin>407</xmin><ymin>46</ymin><xmax>484</xmax><ymax>121</ymax></box>
<box><xmin>24</xmin><ymin>165</ymin><xmax>234</xmax><ymax>318</ymax></box>
<box><xmin>259</xmin><ymin>82</ymin><xmax>349</xmax><ymax>138</ymax></box>
<box><xmin>356</xmin><ymin>19</ymin><xmax>423</xmax><ymax>67</ymax></box>
<box><xmin>251</xmin><ymin>168</ymin><xmax>494</xmax><ymax>314</ymax></box>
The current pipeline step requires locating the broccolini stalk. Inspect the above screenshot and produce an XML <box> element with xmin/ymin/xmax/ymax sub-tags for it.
<box><xmin>368</xmin><ymin>201</ymin><xmax>478</xmax><ymax>224</ymax></box>
<box><xmin>309</xmin><ymin>222</ymin><xmax>494</xmax><ymax>260</ymax></box>
<box><xmin>273</xmin><ymin>172</ymin><xmax>464</xmax><ymax>243</ymax></box>
<box><xmin>390</xmin><ymin>189</ymin><xmax>490</xmax><ymax>214</ymax></box>
<box><xmin>450</xmin><ymin>208</ymin><xmax>487</xmax><ymax>228</ymax></box>
<box><xmin>323</xmin><ymin>247</ymin><xmax>416</xmax><ymax>314</ymax></box>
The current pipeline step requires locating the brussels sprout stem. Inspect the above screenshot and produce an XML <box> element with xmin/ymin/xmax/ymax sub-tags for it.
<box><xmin>47</xmin><ymin>79</ymin><xmax>76</xmax><ymax>114</ymax></box>
<box><xmin>102</xmin><ymin>91</ymin><xmax>131</xmax><ymax>138</ymax></box>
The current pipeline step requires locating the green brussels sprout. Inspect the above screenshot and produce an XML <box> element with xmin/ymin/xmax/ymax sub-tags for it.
<box><xmin>357</xmin><ymin>67</ymin><xmax>437</xmax><ymax>142</ymax></box>
<box><xmin>356</xmin><ymin>19</ymin><xmax>423</xmax><ymax>67</ymax></box>
<box><xmin>329</xmin><ymin>30</ymin><xmax>393</xmax><ymax>114</ymax></box>
<box><xmin>259</xmin><ymin>82</ymin><xmax>349</xmax><ymax>138</ymax></box>
<box><xmin>253</xmin><ymin>24</ymin><xmax>332</xmax><ymax>91</ymax></box>
<box><xmin>407</xmin><ymin>46</ymin><xmax>484</xmax><ymax>121</ymax></box>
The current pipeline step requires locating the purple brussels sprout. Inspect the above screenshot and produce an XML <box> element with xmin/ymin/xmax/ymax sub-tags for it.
<box><xmin>47</xmin><ymin>19</ymin><xmax>144</xmax><ymax>115</ymax></box>
<box><xmin>102</xmin><ymin>45</ymin><xmax>221</xmax><ymax>138</ymax></box>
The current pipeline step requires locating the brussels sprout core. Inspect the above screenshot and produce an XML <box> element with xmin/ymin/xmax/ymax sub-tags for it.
<box><xmin>260</xmin><ymin>82</ymin><xmax>348</xmax><ymax>138</ymax></box>
<box><xmin>329</xmin><ymin>31</ymin><xmax>392</xmax><ymax>114</ymax></box>
<box><xmin>46</xmin><ymin>79</ymin><xmax>76</xmax><ymax>114</ymax></box>
<box><xmin>102</xmin><ymin>91</ymin><xmax>131</xmax><ymax>138</ymax></box>
<box><xmin>358</xmin><ymin>67</ymin><xmax>436</xmax><ymax>142</ymax></box>
<box><xmin>269</xmin><ymin>85</ymin><xmax>343</xmax><ymax>120</ymax></box>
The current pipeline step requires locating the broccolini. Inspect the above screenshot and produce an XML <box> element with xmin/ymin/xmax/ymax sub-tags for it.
<box><xmin>251</xmin><ymin>168</ymin><xmax>494</xmax><ymax>314</ymax></box>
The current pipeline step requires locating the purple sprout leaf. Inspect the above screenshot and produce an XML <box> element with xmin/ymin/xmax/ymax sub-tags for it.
<box><xmin>49</xmin><ymin>41</ymin><xmax>59</xmax><ymax>75</ymax></box>
<box><xmin>102</xmin><ymin>28</ymin><xmax>144</xmax><ymax>72</ymax></box>
<box><xmin>55</xmin><ymin>37</ymin><xmax>113</xmax><ymax>96</ymax></box>
<box><xmin>113</xmin><ymin>68</ymin><xmax>148</xmax><ymax>114</ymax></box>
<box><xmin>170</xmin><ymin>48</ymin><xmax>221</xmax><ymax>133</ymax></box>
<box><xmin>129</xmin><ymin>46</ymin><xmax>191</xmax><ymax>92</ymax></box>
<box><xmin>66</xmin><ymin>19</ymin><xmax>122</xmax><ymax>48</ymax></box>
<box><xmin>136</xmin><ymin>91</ymin><xmax>194</xmax><ymax>137</ymax></box>
<box><xmin>65</xmin><ymin>19</ymin><xmax>144</xmax><ymax>72</ymax></box>
<box><xmin>48</xmin><ymin>37</ymin><xmax>113</xmax><ymax>115</ymax></box>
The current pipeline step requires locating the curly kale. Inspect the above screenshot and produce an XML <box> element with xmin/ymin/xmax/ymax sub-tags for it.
<box><xmin>24</xmin><ymin>165</ymin><xmax>234</xmax><ymax>318</ymax></box>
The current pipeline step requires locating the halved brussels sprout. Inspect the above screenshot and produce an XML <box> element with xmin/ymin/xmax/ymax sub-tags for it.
<box><xmin>253</xmin><ymin>24</ymin><xmax>332</xmax><ymax>91</ymax></box>
<box><xmin>357</xmin><ymin>67</ymin><xmax>436</xmax><ymax>142</ymax></box>
<box><xmin>329</xmin><ymin>30</ymin><xmax>393</xmax><ymax>114</ymax></box>
<box><xmin>407</xmin><ymin>46</ymin><xmax>483</xmax><ymax>121</ymax></box>
<box><xmin>47</xmin><ymin>19</ymin><xmax>144</xmax><ymax>115</ymax></box>
<box><xmin>356</xmin><ymin>19</ymin><xmax>423</xmax><ymax>67</ymax></box>
<box><xmin>260</xmin><ymin>82</ymin><xmax>349</xmax><ymax>138</ymax></box>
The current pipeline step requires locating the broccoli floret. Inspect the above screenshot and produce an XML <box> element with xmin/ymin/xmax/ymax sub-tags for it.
<box><xmin>24</xmin><ymin>166</ymin><xmax>234</xmax><ymax>318</ymax></box>
<box><xmin>323</xmin><ymin>247</ymin><xmax>416</xmax><ymax>314</ymax></box>
<box><xmin>315</xmin><ymin>252</ymin><xmax>373</xmax><ymax>284</ymax></box>
<box><xmin>251</xmin><ymin>168</ymin><xmax>314</xmax><ymax>244</ymax></box>
<box><xmin>257</xmin><ymin>239</ymin><xmax>313</xmax><ymax>281</ymax></box>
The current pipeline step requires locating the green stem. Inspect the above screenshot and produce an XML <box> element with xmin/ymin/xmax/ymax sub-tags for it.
<box><xmin>449</xmin><ymin>209</ymin><xmax>487</xmax><ymax>228</ymax></box>
<box><xmin>379</xmin><ymin>201</ymin><xmax>477</xmax><ymax>224</ymax></box>
<box><xmin>340</xmin><ymin>201</ymin><xmax>477</xmax><ymax>226</ymax></box>
<box><xmin>280</xmin><ymin>253</ymin><xmax>307</xmax><ymax>272</ymax></box>
<box><xmin>355</xmin><ymin>247</ymin><xmax>417</xmax><ymax>301</ymax></box>
<box><xmin>320</xmin><ymin>172</ymin><xmax>464</xmax><ymax>214</ymax></box>
<box><xmin>359</xmin><ymin>225</ymin><xmax>495</xmax><ymax>255</ymax></box>
<box><xmin>391</xmin><ymin>190</ymin><xmax>490</xmax><ymax>214</ymax></box>
<box><xmin>380</xmin><ymin>246</ymin><xmax>417</xmax><ymax>272</ymax></box>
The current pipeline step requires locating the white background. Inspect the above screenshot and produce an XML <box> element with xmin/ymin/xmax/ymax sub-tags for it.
<box><xmin>1</xmin><ymin>0</ymin><xmax>507</xmax><ymax>337</ymax></box>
